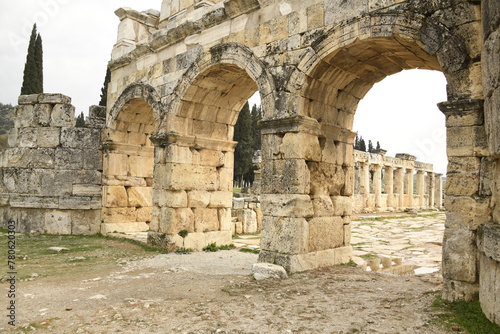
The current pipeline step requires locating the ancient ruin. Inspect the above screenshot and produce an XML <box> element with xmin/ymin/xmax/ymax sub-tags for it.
<box><xmin>1</xmin><ymin>0</ymin><xmax>499</xmax><ymax>325</ymax></box>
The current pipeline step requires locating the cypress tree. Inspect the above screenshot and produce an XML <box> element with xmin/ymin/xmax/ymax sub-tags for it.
<box><xmin>233</xmin><ymin>102</ymin><xmax>254</xmax><ymax>188</ymax></box>
<box><xmin>376</xmin><ymin>141</ymin><xmax>381</xmax><ymax>151</ymax></box>
<box><xmin>359</xmin><ymin>137</ymin><xmax>366</xmax><ymax>152</ymax></box>
<box><xmin>99</xmin><ymin>67</ymin><xmax>111</xmax><ymax>106</ymax></box>
<box><xmin>251</xmin><ymin>103</ymin><xmax>262</xmax><ymax>150</ymax></box>
<box><xmin>368</xmin><ymin>140</ymin><xmax>373</xmax><ymax>153</ymax></box>
<box><xmin>75</xmin><ymin>112</ymin><xmax>86</xmax><ymax>127</ymax></box>
<box><xmin>34</xmin><ymin>33</ymin><xmax>43</xmax><ymax>93</ymax></box>
<box><xmin>21</xmin><ymin>24</ymin><xmax>43</xmax><ymax>95</ymax></box>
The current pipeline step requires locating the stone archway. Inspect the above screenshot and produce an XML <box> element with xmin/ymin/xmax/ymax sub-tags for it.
<box><xmin>147</xmin><ymin>43</ymin><xmax>276</xmax><ymax>250</ymax></box>
<box><xmin>101</xmin><ymin>84</ymin><xmax>162</xmax><ymax>234</ymax></box>
<box><xmin>259</xmin><ymin>11</ymin><xmax>485</xmax><ymax>306</ymax></box>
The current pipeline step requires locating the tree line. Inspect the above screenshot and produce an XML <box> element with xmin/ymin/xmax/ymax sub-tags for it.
<box><xmin>354</xmin><ymin>135</ymin><xmax>382</xmax><ymax>153</ymax></box>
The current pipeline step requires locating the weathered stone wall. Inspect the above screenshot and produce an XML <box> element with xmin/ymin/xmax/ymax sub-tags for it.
<box><xmin>0</xmin><ymin>94</ymin><xmax>104</xmax><ymax>234</ymax></box>
<box><xmin>478</xmin><ymin>0</ymin><xmax>500</xmax><ymax>324</ymax></box>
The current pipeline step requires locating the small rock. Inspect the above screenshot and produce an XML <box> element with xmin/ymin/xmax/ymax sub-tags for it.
<box><xmin>48</xmin><ymin>247</ymin><xmax>69</xmax><ymax>252</ymax></box>
<box><xmin>30</xmin><ymin>273</ymin><xmax>39</xmax><ymax>278</ymax></box>
<box><xmin>252</xmin><ymin>263</ymin><xmax>288</xmax><ymax>280</ymax></box>
<box><xmin>89</xmin><ymin>294</ymin><xmax>107</xmax><ymax>300</ymax></box>
<box><xmin>65</xmin><ymin>307</ymin><xmax>73</xmax><ymax>311</ymax></box>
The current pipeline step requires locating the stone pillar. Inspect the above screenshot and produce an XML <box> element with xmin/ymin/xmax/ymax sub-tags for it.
<box><xmin>385</xmin><ymin>166</ymin><xmax>394</xmax><ymax>209</ymax></box>
<box><xmin>394</xmin><ymin>168</ymin><xmax>405</xmax><ymax>210</ymax></box>
<box><xmin>428</xmin><ymin>172</ymin><xmax>435</xmax><ymax>208</ymax></box>
<box><xmin>435</xmin><ymin>173</ymin><xmax>443</xmax><ymax>209</ymax></box>
<box><xmin>373</xmin><ymin>164</ymin><xmax>382</xmax><ymax>210</ymax></box>
<box><xmin>360</xmin><ymin>162</ymin><xmax>370</xmax><ymax>204</ymax></box>
<box><xmin>406</xmin><ymin>169</ymin><xmax>414</xmax><ymax>208</ymax></box>
<box><xmin>438</xmin><ymin>99</ymin><xmax>489</xmax><ymax>302</ymax></box>
<box><xmin>257</xmin><ymin>116</ymin><xmax>353</xmax><ymax>273</ymax></box>
<box><xmin>147</xmin><ymin>132</ymin><xmax>234</xmax><ymax>251</ymax></box>
<box><xmin>416</xmin><ymin>170</ymin><xmax>425</xmax><ymax>208</ymax></box>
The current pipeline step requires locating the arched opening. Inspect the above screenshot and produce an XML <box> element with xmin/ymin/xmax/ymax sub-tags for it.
<box><xmin>101</xmin><ymin>97</ymin><xmax>156</xmax><ymax>234</ymax></box>
<box><xmin>350</xmin><ymin>69</ymin><xmax>447</xmax><ymax>274</ymax></box>
<box><xmin>150</xmin><ymin>52</ymin><xmax>273</xmax><ymax>250</ymax></box>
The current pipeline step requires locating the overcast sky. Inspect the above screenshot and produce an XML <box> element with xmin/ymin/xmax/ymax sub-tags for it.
<box><xmin>0</xmin><ymin>1</ymin><xmax>448</xmax><ymax>174</ymax></box>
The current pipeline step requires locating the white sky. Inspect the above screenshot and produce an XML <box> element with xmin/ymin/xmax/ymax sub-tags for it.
<box><xmin>0</xmin><ymin>1</ymin><xmax>448</xmax><ymax>174</ymax></box>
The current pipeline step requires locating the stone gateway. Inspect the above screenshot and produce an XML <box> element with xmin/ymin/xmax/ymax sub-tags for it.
<box><xmin>1</xmin><ymin>0</ymin><xmax>499</xmax><ymax>325</ymax></box>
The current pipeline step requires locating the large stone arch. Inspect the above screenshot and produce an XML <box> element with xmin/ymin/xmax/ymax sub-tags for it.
<box><xmin>148</xmin><ymin>43</ymin><xmax>276</xmax><ymax>250</ymax></box>
<box><xmin>259</xmin><ymin>8</ymin><xmax>486</xmax><ymax>305</ymax></box>
<box><xmin>101</xmin><ymin>83</ymin><xmax>162</xmax><ymax>234</ymax></box>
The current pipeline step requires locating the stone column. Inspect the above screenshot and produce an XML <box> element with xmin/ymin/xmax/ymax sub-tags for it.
<box><xmin>416</xmin><ymin>170</ymin><xmax>425</xmax><ymax>208</ymax></box>
<box><xmin>385</xmin><ymin>166</ymin><xmax>394</xmax><ymax>209</ymax></box>
<box><xmin>435</xmin><ymin>173</ymin><xmax>443</xmax><ymax>209</ymax></box>
<box><xmin>373</xmin><ymin>164</ymin><xmax>382</xmax><ymax>210</ymax></box>
<box><xmin>360</xmin><ymin>162</ymin><xmax>370</xmax><ymax>204</ymax></box>
<box><xmin>258</xmin><ymin>116</ymin><xmax>353</xmax><ymax>273</ymax></box>
<box><xmin>394</xmin><ymin>168</ymin><xmax>405</xmax><ymax>210</ymax></box>
<box><xmin>406</xmin><ymin>169</ymin><xmax>414</xmax><ymax>208</ymax></box>
<box><xmin>438</xmin><ymin>99</ymin><xmax>489</xmax><ymax>302</ymax></box>
<box><xmin>428</xmin><ymin>172</ymin><xmax>435</xmax><ymax>208</ymax></box>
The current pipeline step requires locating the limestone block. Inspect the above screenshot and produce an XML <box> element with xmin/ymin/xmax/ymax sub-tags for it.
<box><xmin>155</xmin><ymin>163</ymin><xmax>218</xmax><ymax>191</ymax></box>
<box><xmin>51</xmin><ymin>104</ymin><xmax>75</xmax><ymax>127</ymax></box>
<box><xmin>261</xmin><ymin>216</ymin><xmax>309</xmax><ymax>254</ymax></box>
<box><xmin>445</xmin><ymin>172</ymin><xmax>479</xmax><ymax>197</ymax></box>
<box><xmin>61</xmin><ymin>128</ymin><xmax>101</xmax><ymax>149</ymax></box>
<box><xmin>478</xmin><ymin>223</ymin><xmax>500</xmax><ymax>262</ymax></box>
<box><xmin>308</xmin><ymin>162</ymin><xmax>345</xmax><ymax>196</ymax></box>
<box><xmin>17</xmin><ymin>128</ymin><xmax>37</xmax><ymax>148</ymax></box>
<box><xmin>193</xmin><ymin>207</ymin><xmax>220</xmax><ymax>232</ymax></box>
<box><xmin>307</xmin><ymin>217</ymin><xmax>345</xmax><ymax>252</ymax></box>
<box><xmin>14</xmin><ymin>105</ymin><xmax>35</xmax><ymax>128</ymax></box>
<box><xmin>72</xmin><ymin>184</ymin><xmax>102</xmax><ymax>196</ymax></box>
<box><xmin>307</xmin><ymin>3</ymin><xmax>324</xmax><ymax>30</ymax></box>
<box><xmin>232</xmin><ymin>197</ymin><xmax>245</xmax><ymax>209</ymax></box>
<box><xmin>205</xmin><ymin>230</ymin><xmax>233</xmax><ymax>247</ymax></box>
<box><xmin>55</xmin><ymin>148</ymin><xmax>84</xmax><ymax>169</ymax></box>
<box><xmin>44</xmin><ymin>211</ymin><xmax>72</xmax><ymax>234</ymax></box>
<box><xmin>261</xmin><ymin>159</ymin><xmax>310</xmax><ymax>194</ymax></box>
<box><xmin>102</xmin><ymin>207</ymin><xmax>137</xmax><ymax>224</ymax></box>
<box><xmin>163</xmin><ymin>145</ymin><xmax>193</xmax><ymax>164</ymax></box>
<box><xmin>37</xmin><ymin>128</ymin><xmax>61</xmax><ymax>148</ymax></box>
<box><xmin>331</xmin><ymin>196</ymin><xmax>353</xmax><ymax>216</ymax></box>
<box><xmin>127</xmin><ymin>186</ymin><xmax>153</xmax><ymax>207</ymax></box>
<box><xmin>280</xmin><ymin>132</ymin><xmax>322</xmax><ymax>161</ymax></box>
<box><xmin>442</xmin><ymin>227</ymin><xmax>477</xmax><ymax>283</ymax></box>
<box><xmin>104</xmin><ymin>186</ymin><xmax>128</xmax><ymax>207</ymax></box>
<box><xmin>209</xmin><ymin>191</ymin><xmax>233</xmax><ymax>208</ymax></box>
<box><xmin>136</xmin><ymin>207</ymin><xmax>153</xmax><ymax>222</ymax></box>
<box><xmin>482</xmin><ymin>29</ymin><xmax>500</xmax><ymax>97</ymax></box>
<box><xmin>71</xmin><ymin>210</ymin><xmax>101</xmax><ymax>235</ymax></box>
<box><xmin>252</xmin><ymin>263</ymin><xmax>288</xmax><ymax>280</ymax></box>
<box><xmin>104</xmin><ymin>153</ymin><xmax>129</xmax><ymax>177</ymax></box>
<box><xmin>446</xmin><ymin>125</ymin><xmax>487</xmax><ymax>151</ymax></box>
<box><xmin>18</xmin><ymin>94</ymin><xmax>39</xmax><ymax>105</ymax></box>
<box><xmin>40</xmin><ymin>170</ymin><xmax>74</xmax><ymax>196</ymax></box>
<box><xmin>129</xmin><ymin>155</ymin><xmax>154</xmax><ymax>178</ymax></box>
<box><xmin>38</xmin><ymin>93</ymin><xmax>71</xmax><ymax>104</ymax></box>
<box><xmin>153</xmin><ymin>189</ymin><xmax>188</xmax><ymax>208</ymax></box>
<box><xmin>83</xmin><ymin>149</ymin><xmax>103</xmax><ymax>170</ymax></box>
<box><xmin>34</xmin><ymin>103</ymin><xmax>52</xmax><ymax>126</ymax></box>
<box><xmin>9</xmin><ymin>195</ymin><xmax>60</xmax><ymax>209</ymax></box>
<box><xmin>238</xmin><ymin>209</ymin><xmax>257</xmax><ymax>233</ymax></box>
<box><xmin>188</xmin><ymin>190</ymin><xmax>211</xmax><ymax>207</ymax></box>
<box><xmin>444</xmin><ymin>196</ymin><xmax>491</xmax><ymax>230</ymax></box>
<box><xmin>59</xmin><ymin>196</ymin><xmax>101</xmax><ymax>210</ymax></box>
<box><xmin>160</xmin><ymin>207</ymin><xmax>195</xmax><ymax>234</ymax></box>
<box><xmin>479</xmin><ymin>253</ymin><xmax>500</xmax><ymax>325</ymax></box>
<box><xmin>485</xmin><ymin>87</ymin><xmax>500</xmax><ymax>155</ymax></box>
<box><xmin>261</xmin><ymin>194</ymin><xmax>314</xmax><ymax>218</ymax></box>
<box><xmin>218</xmin><ymin>208</ymin><xmax>233</xmax><ymax>231</ymax></box>
<box><xmin>102</xmin><ymin>222</ymin><xmax>149</xmax><ymax>234</ymax></box>
<box><xmin>218</xmin><ymin>167</ymin><xmax>234</xmax><ymax>191</ymax></box>
<box><xmin>255</xmin><ymin>207</ymin><xmax>263</xmax><ymax>231</ymax></box>
<box><xmin>326</xmin><ymin>0</ymin><xmax>366</xmax><ymax>26</ymax></box>
<box><xmin>200</xmin><ymin>149</ymin><xmax>225</xmax><ymax>167</ymax></box>
<box><xmin>179</xmin><ymin>232</ymin><xmax>206</xmax><ymax>251</ymax></box>
<box><xmin>311</xmin><ymin>195</ymin><xmax>334</xmax><ymax>216</ymax></box>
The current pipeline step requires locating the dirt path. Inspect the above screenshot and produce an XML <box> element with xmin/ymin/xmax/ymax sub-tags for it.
<box><xmin>4</xmin><ymin>249</ymin><xmax>448</xmax><ymax>334</ymax></box>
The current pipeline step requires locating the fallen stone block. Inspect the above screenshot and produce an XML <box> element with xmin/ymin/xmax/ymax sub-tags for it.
<box><xmin>252</xmin><ymin>263</ymin><xmax>288</xmax><ymax>280</ymax></box>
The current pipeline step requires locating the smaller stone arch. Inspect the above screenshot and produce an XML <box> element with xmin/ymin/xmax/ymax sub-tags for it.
<box><xmin>107</xmin><ymin>83</ymin><xmax>163</xmax><ymax>131</ymax></box>
<box><xmin>163</xmin><ymin>42</ymin><xmax>276</xmax><ymax>131</ymax></box>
